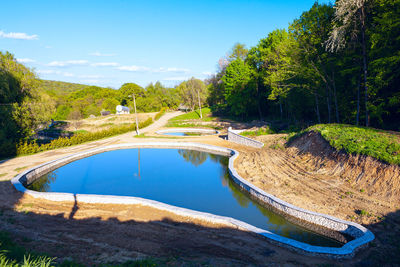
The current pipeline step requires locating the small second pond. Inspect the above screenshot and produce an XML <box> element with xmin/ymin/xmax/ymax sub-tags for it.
<box><xmin>160</xmin><ymin>132</ymin><xmax>214</xmax><ymax>136</ymax></box>
<box><xmin>27</xmin><ymin>148</ymin><xmax>343</xmax><ymax>247</ymax></box>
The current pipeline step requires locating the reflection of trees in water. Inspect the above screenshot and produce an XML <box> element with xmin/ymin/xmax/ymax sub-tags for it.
<box><xmin>27</xmin><ymin>171</ymin><xmax>58</xmax><ymax>192</ymax></box>
<box><xmin>177</xmin><ymin>149</ymin><xmax>208</xmax><ymax>166</ymax></box>
<box><xmin>221</xmin><ymin>173</ymin><xmax>251</xmax><ymax>208</ymax></box>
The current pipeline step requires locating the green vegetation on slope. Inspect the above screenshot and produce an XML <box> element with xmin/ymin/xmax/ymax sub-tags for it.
<box><xmin>166</xmin><ymin>108</ymin><xmax>220</xmax><ymax>129</ymax></box>
<box><xmin>39</xmin><ymin>80</ymin><xmax>89</xmax><ymax>97</ymax></box>
<box><xmin>170</xmin><ymin>107</ymin><xmax>212</xmax><ymax>121</ymax></box>
<box><xmin>241</xmin><ymin>127</ymin><xmax>275</xmax><ymax>136</ymax></box>
<box><xmin>290</xmin><ymin>124</ymin><xmax>400</xmax><ymax>165</ymax></box>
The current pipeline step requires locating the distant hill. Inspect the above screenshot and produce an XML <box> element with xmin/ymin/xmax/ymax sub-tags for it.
<box><xmin>39</xmin><ymin>80</ymin><xmax>91</xmax><ymax>96</ymax></box>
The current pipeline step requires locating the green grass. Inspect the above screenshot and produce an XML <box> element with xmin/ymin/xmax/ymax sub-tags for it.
<box><xmin>169</xmin><ymin>108</ymin><xmax>212</xmax><ymax>121</ymax></box>
<box><xmin>0</xmin><ymin>230</ymin><xmax>160</xmax><ymax>267</ymax></box>
<box><xmin>166</xmin><ymin>107</ymin><xmax>222</xmax><ymax>129</ymax></box>
<box><xmin>73</xmin><ymin>129</ymin><xmax>89</xmax><ymax>134</ymax></box>
<box><xmin>0</xmin><ymin>173</ymin><xmax>7</xmax><ymax>178</ymax></box>
<box><xmin>0</xmin><ymin>231</ymin><xmax>55</xmax><ymax>267</ymax></box>
<box><xmin>241</xmin><ymin>127</ymin><xmax>275</xmax><ymax>136</ymax></box>
<box><xmin>289</xmin><ymin>124</ymin><xmax>400</xmax><ymax>165</ymax></box>
<box><xmin>166</xmin><ymin>121</ymin><xmax>221</xmax><ymax>130</ymax></box>
<box><xmin>14</xmin><ymin>166</ymin><xmax>28</xmax><ymax>172</ymax></box>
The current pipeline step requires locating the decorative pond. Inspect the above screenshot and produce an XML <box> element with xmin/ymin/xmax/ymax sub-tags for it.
<box><xmin>161</xmin><ymin>132</ymin><xmax>209</xmax><ymax>136</ymax></box>
<box><xmin>157</xmin><ymin>129</ymin><xmax>218</xmax><ymax>137</ymax></box>
<box><xmin>27</xmin><ymin>148</ymin><xmax>343</xmax><ymax>247</ymax></box>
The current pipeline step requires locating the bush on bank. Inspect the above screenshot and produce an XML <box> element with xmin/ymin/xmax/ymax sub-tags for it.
<box><xmin>16</xmin><ymin>117</ymin><xmax>153</xmax><ymax>156</ymax></box>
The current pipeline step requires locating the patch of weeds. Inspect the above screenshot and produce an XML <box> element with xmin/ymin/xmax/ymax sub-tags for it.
<box><xmin>0</xmin><ymin>231</ymin><xmax>54</xmax><ymax>265</ymax></box>
<box><xmin>269</xmin><ymin>142</ymin><xmax>284</xmax><ymax>150</ymax></box>
<box><xmin>0</xmin><ymin>173</ymin><xmax>7</xmax><ymax>178</ymax></box>
<box><xmin>14</xmin><ymin>166</ymin><xmax>28</xmax><ymax>172</ymax></box>
<box><xmin>134</xmin><ymin>133</ymin><xmax>147</xmax><ymax>138</ymax></box>
<box><xmin>357</xmin><ymin>209</ymin><xmax>371</xmax><ymax>217</ymax></box>
<box><xmin>345</xmin><ymin>191</ymin><xmax>353</xmax><ymax>196</ymax></box>
<box><xmin>360</xmin><ymin>188</ymin><xmax>365</xmax><ymax>193</ymax></box>
<box><xmin>241</xmin><ymin>126</ymin><xmax>275</xmax><ymax>136</ymax></box>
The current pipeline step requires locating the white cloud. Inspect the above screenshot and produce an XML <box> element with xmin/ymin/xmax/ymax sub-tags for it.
<box><xmin>16</xmin><ymin>58</ymin><xmax>36</xmax><ymax>63</ymax></box>
<box><xmin>89</xmin><ymin>52</ymin><xmax>116</xmax><ymax>57</ymax></box>
<box><xmin>37</xmin><ymin>70</ymin><xmax>56</xmax><ymax>74</ymax></box>
<box><xmin>47</xmin><ymin>60</ymin><xmax>89</xmax><ymax>67</ymax></box>
<box><xmin>154</xmin><ymin>67</ymin><xmax>190</xmax><ymax>73</ymax></box>
<box><xmin>37</xmin><ymin>69</ymin><xmax>75</xmax><ymax>77</ymax></box>
<box><xmin>44</xmin><ymin>45</ymin><xmax>52</xmax><ymax>49</ymax></box>
<box><xmin>91</xmin><ymin>62</ymin><xmax>119</xmax><ymax>67</ymax></box>
<box><xmin>0</xmin><ymin>30</ymin><xmax>38</xmax><ymax>40</ymax></box>
<box><xmin>163</xmin><ymin>76</ymin><xmax>191</xmax><ymax>81</ymax></box>
<box><xmin>116</xmin><ymin>65</ymin><xmax>150</xmax><ymax>72</ymax></box>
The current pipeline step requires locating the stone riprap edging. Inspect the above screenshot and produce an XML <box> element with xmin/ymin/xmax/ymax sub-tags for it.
<box><xmin>11</xmin><ymin>142</ymin><xmax>374</xmax><ymax>258</ymax></box>
<box><xmin>156</xmin><ymin>128</ymin><xmax>219</xmax><ymax>136</ymax></box>
<box><xmin>227</xmin><ymin>127</ymin><xmax>264</xmax><ymax>148</ymax></box>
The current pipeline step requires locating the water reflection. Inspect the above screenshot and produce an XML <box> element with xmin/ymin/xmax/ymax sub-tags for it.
<box><xmin>27</xmin><ymin>148</ymin><xmax>343</xmax><ymax>247</ymax></box>
<box><xmin>178</xmin><ymin>149</ymin><xmax>208</xmax><ymax>166</ymax></box>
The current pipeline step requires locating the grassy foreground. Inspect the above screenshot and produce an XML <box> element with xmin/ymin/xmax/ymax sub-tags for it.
<box><xmin>291</xmin><ymin>124</ymin><xmax>400</xmax><ymax>165</ymax></box>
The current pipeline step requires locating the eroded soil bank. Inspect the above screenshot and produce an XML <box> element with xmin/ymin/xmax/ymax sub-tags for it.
<box><xmin>0</xmin><ymin>127</ymin><xmax>399</xmax><ymax>265</ymax></box>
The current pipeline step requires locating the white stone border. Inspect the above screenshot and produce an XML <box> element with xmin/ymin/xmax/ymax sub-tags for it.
<box><xmin>156</xmin><ymin>128</ymin><xmax>219</xmax><ymax>137</ymax></box>
<box><xmin>227</xmin><ymin>127</ymin><xmax>264</xmax><ymax>148</ymax></box>
<box><xmin>11</xmin><ymin>142</ymin><xmax>374</xmax><ymax>258</ymax></box>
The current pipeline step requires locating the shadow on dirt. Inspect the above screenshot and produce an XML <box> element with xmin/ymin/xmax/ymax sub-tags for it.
<box><xmin>0</xmin><ymin>179</ymin><xmax>398</xmax><ymax>266</ymax></box>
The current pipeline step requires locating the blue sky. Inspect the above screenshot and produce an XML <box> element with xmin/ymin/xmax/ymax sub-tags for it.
<box><xmin>0</xmin><ymin>0</ymin><xmax>329</xmax><ymax>88</ymax></box>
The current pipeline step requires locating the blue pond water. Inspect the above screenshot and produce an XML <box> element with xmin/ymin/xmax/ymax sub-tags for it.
<box><xmin>161</xmin><ymin>132</ymin><xmax>208</xmax><ymax>136</ymax></box>
<box><xmin>28</xmin><ymin>148</ymin><xmax>343</xmax><ymax>247</ymax></box>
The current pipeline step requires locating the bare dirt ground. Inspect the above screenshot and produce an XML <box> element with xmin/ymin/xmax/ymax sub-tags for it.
<box><xmin>65</xmin><ymin>112</ymin><xmax>156</xmax><ymax>132</ymax></box>
<box><xmin>1</xmin><ymin>113</ymin><xmax>399</xmax><ymax>266</ymax></box>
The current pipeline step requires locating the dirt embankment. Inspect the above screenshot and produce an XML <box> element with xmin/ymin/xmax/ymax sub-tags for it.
<box><xmin>288</xmin><ymin>131</ymin><xmax>400</xmax><ymax>202</ymax></box>
<box><xmin>237</xmin><ymin>133</ymin><xmax>400</xmax><ymax>225</ymax></box>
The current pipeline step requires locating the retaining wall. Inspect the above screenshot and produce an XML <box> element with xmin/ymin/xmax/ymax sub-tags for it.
<box><xmin>11</xmin><ymin>142</ymin><xmax>374</xmax><ymax>258</ymax></box>
<box><xmin>227</xmin><ymin>127</ymin><xmax>264</xmax><ymax>148</ymax></box>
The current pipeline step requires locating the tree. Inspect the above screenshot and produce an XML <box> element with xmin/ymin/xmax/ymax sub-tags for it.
<box><xmin>101</xmin><ymin>98</ymin><xmax>119</xmax><ymax>113</ymax></box>
<box><xmin>222</xmin><ymin>58</ymin><xmax>257</xmax><ymax>118</ymax></box>
<box><xmin>0</xmin><ymin>51</ymin><xmax>55</xmax><ymax>157</ymax></box>
<box><xmin>228</xmin><ymin>43</ymin><xmax>248</xmax><ymax>61</ymax></box>
<box><xmin>325</xmin><ymin>0</ymin><xmax>371</xmax><ymax>126</ymax></box>
<box><xmin>178</xmin><ymin>78</ymin><xmax>207</xmax><ymax>114</ymax></box>
<box><xmin>67</xmin><ymin>109</ymin><xmax>83</xmax><ymax>131</ymax></box>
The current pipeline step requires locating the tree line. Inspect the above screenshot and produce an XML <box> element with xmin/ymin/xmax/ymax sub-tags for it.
<box><xmin>206</xmin><ymin>0</ymin><xmax>400</xmax><ymax>130</ymax></box>
<box><xmin>0</xmin><ymin>51</ymin><xmax>207</xmax><ymax>157</ymax></box>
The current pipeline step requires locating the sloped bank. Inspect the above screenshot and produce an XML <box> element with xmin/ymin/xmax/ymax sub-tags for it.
<box><xmin>11</xmin><ymin>142</ymin><xmax>373</xmax><ymax>258</ymax></box>
<box><xmin>287</xmin><ymin>131</ymin><xmax>400</xmax><ymax>201</ymax></box>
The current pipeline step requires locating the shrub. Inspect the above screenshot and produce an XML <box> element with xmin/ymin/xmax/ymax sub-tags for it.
<box><xmin>16</xmin><ymin>117</ymin><xmax>153</xmax><ymax>156</ymax></box>
<box><xmin>154</xmin><ymin>107</ymin><xmax>167</xmax><ymax>121</ymax></box>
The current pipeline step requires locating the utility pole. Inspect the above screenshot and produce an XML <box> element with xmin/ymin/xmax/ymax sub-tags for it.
<box><xmin>130</xmin><ymin>94</ymin><xmax>140</xmax><ymax>135</ymax></box>
<box><xmin>197</xmin><ymin>89</ymin><xmax>202</xmax><ymax>119</ymax></box>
